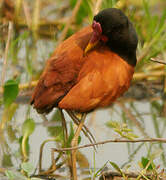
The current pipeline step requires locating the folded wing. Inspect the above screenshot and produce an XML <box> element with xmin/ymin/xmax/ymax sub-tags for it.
<box><xmin>31</xmin><ymin>27</ymin><xmax>134</xmax><ymax>113</ymax></box>
<box><xmin>31</xmin><ymin>26</ymin><xmax>92</xmax><ymax>113</ymax></box>
<box><xmin>59</xmin><ymin>45</ymin><xmax>134</xmax><ymax>112</ymax></box>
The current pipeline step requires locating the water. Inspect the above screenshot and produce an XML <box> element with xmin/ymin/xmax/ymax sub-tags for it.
<box><xmin>10</xmin><ymin>101</ymin><xmax>165</xmax><ymax>174</ymax></box>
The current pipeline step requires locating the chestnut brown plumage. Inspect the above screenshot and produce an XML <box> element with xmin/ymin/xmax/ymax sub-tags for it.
<box><xmin>31</xmin><ymin>8</ymin><xmax>138</xmax><ymax>113</ymax></box>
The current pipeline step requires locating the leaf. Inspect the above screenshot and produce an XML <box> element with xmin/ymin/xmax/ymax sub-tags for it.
<box><xmin>0</xmin><ymin>98</ymin><xmax>2</xmax><ymax>106</ymax></box>
<box><xmin>22</xmin><ymin>118</ymin><xmax>35</xmax><ymax>137</ymax></box>
<box><xmin>110</xmin><ymin>161</ymin><xmax>127</xmax><ymax>178</ymax></box>
<box><xmin>5</xmin><ymin>170</ymin><xmax>26</xmax><ymax>180</ymax></box>
<box><xmin>151</xmin><ymin>101</ymin><xmax>162</xmax><ymax>113</ymax></box>
<box><xmin>21</xmin><ymin>119</ymin><xmax>34</xmax><ymax>161</ymax></box>
<box><xmin>106</xmin><ymin>121</ymin><xmax>120</xmax><ymax>128</ymax></box>
<box><xmin>122</xmin><ymin>128</ymin><xmax>132</xmax><ymax>132</ymax></box>
<box><xmin>2</xmin><ymin>154</ymin><xmax>13</xmax><ymax>167</ymax></box>
<box><xmin>122</xmin><ymin>134</ymin><xmax>135</xmax><ymax>140</ymax></box>
<box><xmin>125</xmin><ymin>133</ymin><xmax>139</xmax><ymax>139</ymax></box>
<box><xmin>94</xmin><ymin>161</ymin><xmax>109</xmax><ymax>177</ymax></box>
<box><xmin>102</xmin><ymin>0</ymin><xmax>117</xmax><ymax>9</ymax></box>
<box><xmin>110</xmin><ymin>161</ymin><xmax>122</xmax><ymax>174</ymax></box>
<box><xmin>26</xmin><ymin>52</ymin><xmax>33</xmax><ymax>76</ymax></box>
<box><xmin>19</xmin><ymin>136</ymin><xmax>30</xmax><ymax>156</ymax></box>
<box><xmin>114</xmin><ymin>128</ymin><xmax>122</xmax><ymax>134</ymax></box>
<box><xmin>54</xmin><ymin>133</ymin><xmax>64</xmax><ymax>143</ymax></box>
<box><xmin>70</xmin><ymin>0</ymin><xmax>92</xmax><ymax>24</ymax></box>
<box><xmin>109</xmin><ymin>161</ymin><xmax>126</xmax><ymax>178</ymax></box>
<box><xmin>48</xmin><ymin>126</ymin><xmax>63</xmax><ymax>137</ymax></box>
<box><xmin>141</xmin><ymin>157</ymin><xmax>153</xmax><ymax>170</ymax></box>
<box><xmin>142</xmin><ymin>0</ymin><xmax>151</xmax><ymax>20</ymax></box>
<box><xmin>5</xmin><ymin>170</ymin><xmax>15</xmax><ymax>179</ymax></box>
<box><xmin>78</xmin><ymin>135</ymin><xmax>81</xmax><ymax>144</ymax></box>
<box><xmin>67</xmin><ymin>122</ymin><xmax>74</xmax><ymax>147</ymax></box>
<box><xmin>66</xmin><ymin>122</ymin><xmax>81</xmax><ymax>146</ymax></box>
<box><xmin>51</xmin><ymin>109</ymin><xmax>62</xmax><ymax>122</ymax></box>
<box><xmin>7</xmin><ymin>124</ymin><xmax>17</xmax><ymax>142</ymax></box>
<box><xmin>21</xmin><ymin>162</ymin><xmax>34</xmax><ymax>175</ymax></box>
<box><xmin>10</xmin><ymin>31</ymin><xmax>29</xmax><ymax>64</ymax></box>
<box><xmin>2</xmin><ymin>103</ymin><xmax>18</xmax><ymax>127</ymax></box>
<box><xmin>66</xmin><ymin>28</ymin><xmax>74</xmax><ymax>38</ymax></box>
<box><xmin>158</xmin><ymin>9</ymin><xmax>166</xmax><ymax>30</ymax></box>
<box><xmin>2</xmin><ymin>103</ymin><xmax>18</xmax><ymax>141</ymax></box>
<box><xmin>3</xmin><ymin>79</ymin><xmax>19</xmax><ymax>108</ymax></box>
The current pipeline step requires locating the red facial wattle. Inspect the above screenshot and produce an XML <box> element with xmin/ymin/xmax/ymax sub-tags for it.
<box><xmin>89</xmin><ymin>21</ymin><xmax>102</xmax><ymax>44</ymax></box>
<box><xmin>84</xmin><ymin>21</ymin><xmax>108</xmax><ymax>54</ymax></box>
<box><xmin>92</xmin><ymin>21</ymin><xmax>102</xmax><ymax>34</ymax></box>
<box><xmin>90</xmin><ymin>21</ymin><xmax>108</xmax><ymax>44</ymax></box>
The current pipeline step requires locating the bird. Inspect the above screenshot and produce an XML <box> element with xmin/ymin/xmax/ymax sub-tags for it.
<box><xmin>30</xmin><ymin>8</ymin><xmax>138</xmax><ymax>114</ymax></box>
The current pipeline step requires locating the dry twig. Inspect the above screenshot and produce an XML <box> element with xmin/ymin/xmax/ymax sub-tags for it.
<box><xmin>23</xmin><ymin>0</ymin><xmax>32</xmax><ymax>28</ymax></box>
<box><xmin>1</xmin><ymin>21</ymin><xmax>13</xmax><ymax>86</ymax></box>
<box><xmin>32</xmin><ymin>0</ymin><xmax>40</xmax><ymax>35</ymax></box>
<box><xmin>150</xmin><ymin>57</ymin><xmax>166</xmax><ymax>65</ymax></box>
<box><xmin>39</xmin><ymin>138</ymin><xmax>56</xmax><ymax>172</ymax></box>
<box><xmin>57</xmin><ymin>0</ymin><xmax>83</xmax><ymax>45</ymax></box>
<box><xmin>53</xmin><ymin>137</ymin><xmax>166</xmax><ymax>152</ymax></box>
<box><xmin>71</xmin><ymin>113</ymin><xmax>86</xmax><ymax>180</ymax></box>
<box><xmin>94</xmin><ymin>0</ymin><xmax>103</xmax><ymax>15</ymax></box>
<box><xmin>99</xmin><ymin>170</ymin><xmax>165</xmax><ymax>180</ymax></box>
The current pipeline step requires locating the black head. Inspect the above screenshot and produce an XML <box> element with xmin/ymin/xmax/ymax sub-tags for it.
<box><xmin>93</xmin><ymin>8</ymin><xmax>138</xmax><ymax>66</ymax></box>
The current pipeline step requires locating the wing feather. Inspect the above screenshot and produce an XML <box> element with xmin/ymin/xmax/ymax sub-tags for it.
<box><xmin>59</xmin><ymin>46</ymin><xmax>134</xmax><ymax>112</ymax></box>
<box><xmin>31</xmin><ymin>26</ymin><xmax>134</xmax><ymax>113</ymax></box>
<box><xmin>31</xmin><ymin>26</ymin><xmax>92</xmax><ymax>113</ymax></box>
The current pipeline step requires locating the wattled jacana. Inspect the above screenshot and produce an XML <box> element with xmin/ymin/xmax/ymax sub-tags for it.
<box><xmin>31</xmin><ymin>8</ymin><xmax>138</xmax><ymax>113</ymax></box>
<box><xmin>30</xmin><ymin>8</ymin><xmax>138</xmax><ymax>179</ymax></box>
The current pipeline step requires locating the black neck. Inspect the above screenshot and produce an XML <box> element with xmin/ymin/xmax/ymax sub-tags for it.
<box><xmin>107</xmin><ymin>43</ymin><xmax>137</xmax><ymax>66</ymax></box>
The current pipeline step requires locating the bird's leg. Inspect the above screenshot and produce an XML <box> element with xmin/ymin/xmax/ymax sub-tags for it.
<box><xmin>71</xmin><ymin>111</ymin><xmax>97</xmax><ymax>145</ymax></box>
<box><xmin>66</xmin><ymin>110</ymin><xmax>96</xmax><ymax>146</ymax></box>
<box><xmin>69</xmin><ymin>111</ymin><xmax>97</xmax><ymax>151</ymax></box>
<box><xmin>71</xmin><ymin>113</ymin><xmax>86</xmax><ymax>180</ymax></box>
